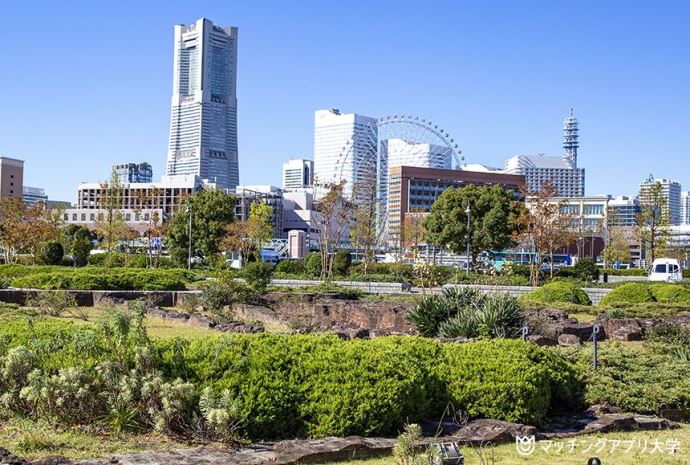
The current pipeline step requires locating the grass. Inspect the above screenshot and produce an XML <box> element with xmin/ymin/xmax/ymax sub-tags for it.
<box><xmin>0</xmin><ymin>417</ymin><xmax>191</xmax><ymax>460</ymax></box>
<box><xmin>323</xmin><ymin>424</ymin><xmax>690</xmax><ymax>465</ymax></box>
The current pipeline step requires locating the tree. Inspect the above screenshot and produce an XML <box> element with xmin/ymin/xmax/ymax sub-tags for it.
<box><xmin>0</xmin><ymin>199</ymin><xmax>61</xmax><ymax>264</ymax></box>
<box><xmin>350</xmin><ymin>181</ymin><xmax>381</xmax><ymax>274</ymax></box>
<box><xmin>314</xmin><ymin>180</ymin><xmax>350</xmax><ymax>281</ymax></box>
<box><xmin>166</xmin><ymin>189</ymin><xmax>237</xmax><ymax>264</ymax></box>
<box><xmin>61</xmin><ymin>224</ymin><xmax>93</xmax><ymax>266</ymax></box>
<box><xmin>424</xmin><ymin>184</ymin><xmax>524</xmax><ymax>268</ymax></box>
<box><xmin>401</xmin><ymin>209</ymin><xmax>427</xmax><ymax>261</ymax></box>
<box><xmin>514</xmin><ymin>182</ymin><xmax>576</xmax><ymax>284</ymax></box>
<box><xmin>601</xmin><ymin>226</ymin><xmax>632</xmax><ymax>268</ymax></box>
<box><xmin>637</xmin><ymin>179</ymin><xmax>670</xmax><ymax>268</ymax></box>
<box><xmin>220</xmin><ymin>203</ymin><xmax>273</xmax><ymax>266</ymax></box>
<box><xmin>94</xmin><ymin>169</ymin><xmax>128</xmax><ymax>254</ymax></box>
<box><xmin>42</xmin><ymin>241</ymin><xmax>64</xmax><ymax>265</ymax></box>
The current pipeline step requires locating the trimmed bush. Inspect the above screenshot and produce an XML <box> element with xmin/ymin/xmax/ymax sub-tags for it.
<box><xmin>649</xmin><ymin>284</ymin><xmax>690</xmax><ymax>304</ymax></box>
<box><xmin>274</xmin><ymin>259</ymin><xmax>305</xmax><ymax>275</ymax></box>
<box><xmin>305</xmin><ymin>252</ymin><xmax>321</xmax><ymax>277</ymax></box>
<box><xmin>602</xmin><ymin>268</ymin><xmax>647</xmax><ymax>277</ymax></box>
<box><xmin>520</xmin><ymin>281</ymin><xmax>591</xmax><ymax>306</ymax></box>
<box><xmin>41</xmin><ymin>241</ymin><xmax>65</xmax><ymax>266</ymax></box>
<box><xmin>332</xmin><ymin>250</ymin><xmax>352</xmax><ymax>276</ymax></box>
<box><xmin>599</xmin><ymin>282</ymin><xmax>655</xmax><ymax>306</ymax></box>
<box><xmin>241</xmin><ymin>262</ymin><xmax>274</xmax><ymax>293</ymax></box>
<box><xmin>11</xmin><ymin>268</ymin><xmax>194</xmax><ymax>291</ymax></box>
<box><xmin>573</xmin><ymin>258</ymin><xmax>600</xmax><ymax>282</ymax></box>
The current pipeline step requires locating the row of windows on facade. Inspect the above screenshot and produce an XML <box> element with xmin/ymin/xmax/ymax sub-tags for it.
<box><xmin>65</xmin><ymin>212</ymin><xmax>152</xmax><ymax>222</ymax></box>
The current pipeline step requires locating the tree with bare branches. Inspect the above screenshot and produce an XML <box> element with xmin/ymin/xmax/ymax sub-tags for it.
<box><xmin>314</xmin><ymin>180</ymin><xmax>350</xmax><ymax>281</ymax></box>
<box><xmin>514</xmin><ymin>182</ymin><xmax>576</xmax><ymax>284</ymax></box>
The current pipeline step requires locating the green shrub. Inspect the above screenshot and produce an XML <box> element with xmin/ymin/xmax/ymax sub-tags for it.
<box><xmin>332</xmin><ymin>250</ymin><xmax>352</xmax><ymax>276</ymax></box>
<box><xmin>0</xmin><ymin>276</ymin><xmax>9</xmax><ymax>289</ymax></box>
<box><xmin>11</xmin><ymin>268</ymin><xmax>193</xmax><ymax>291</ymax></box>
<box><xmin>520</xmin><ymin>281</ymin><xmax>591</xmax><ymax>306</ymax></box>
<box><xmin>602</xmin><ymin>268</ymin><xmax>647</xmax><ymax>276</ymax></box>
<box><xmin>646</xmin><ymin>321</ymin><xmax>690</xmax><ymax>346</ymax></box>
<box><xmin>649</xmin><ymin>284</ymin><xmax>690</xmax><ymax>303</ymax></box>
<box><xmin>274</xmin><ymin>259</ymin><xmax>305</xmax><ymax>275</ymax></box>
<box><xmin>408</xmin><ymin>287</ymin><xmax>521</xmax><ymax>339</ymax></box>
<box><xmin>573</xmin><ymin>258</ymin><xmax>600</xmax><ymax>282</ymax></box>
<box><xmin>305</xmin><ymin>252</ymin><xmax>321</xmax><ymax>277</ymax></box>
<box><xmin>41</xmin><ymin>241</ymin><xmax>64</xmax><ymax>266</ymax></box>
<box><xmin>599</xmin><ymin>282</ymin><xmax>655</xmax><ymax>306</ymax></box>
<box><xmin>574</xmin><ymin>343</ymin><xmax>690</xmax><ymax>415</ymax></box>
<box><xmin>241</xmin><ymin>262</ymin><xmax>273</xmax><ymax>293</ymax></box>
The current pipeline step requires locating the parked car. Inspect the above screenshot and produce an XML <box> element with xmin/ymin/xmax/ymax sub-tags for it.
<box><xmin>648</xmin><ymin>258</ymin><xmax>682</xmax><ymax>282</ymax></box>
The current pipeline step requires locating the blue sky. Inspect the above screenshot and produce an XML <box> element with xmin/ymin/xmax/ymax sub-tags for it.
<box><xmin>1</xmin><ymin>0</ymin><xmax>689</xmax><ymax>202</ymax></box>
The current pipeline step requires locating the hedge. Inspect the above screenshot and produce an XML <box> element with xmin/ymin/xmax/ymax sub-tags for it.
<box><xmin>10</xmin><ymin>268</ymin><xmax>197</xmax><ymax>291</ymax></box>
<box><xmin>649</xmin><ymin>284</ymin><xmax>690</xmax><ymax>303</ymax></box>
<box><xmin>599</xmin><ymin>282</ymin><xmax>655</xmax><ymax>306</ymax></box>
<box><xmin>601</xmin><ymin>268</ymin><xmax>647</xmax><ymax>277</ymax></box>
<box><xmin>519</xmin><ymin>281</ymin><xmax>591</xmax><ymax>306</ymax></box>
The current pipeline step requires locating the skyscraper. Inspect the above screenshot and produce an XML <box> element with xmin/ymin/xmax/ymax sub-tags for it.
<box><xmin>0</xmin><ymin>156</ymin><xmax>24</xmax><ymax>200</ymax></box>
<box><xmin>681</xmin><ymin>191</ymin><xmax>690</xmax><ymax>225</ymax></box>
<box><xmin>113</xmin><ymin>162</ymin><xmax>153</xmax><ymax>184</ymax></box>
<box><xmin>282</xmin><ymin>159</ymin><xmax>314</xmax><ymax>190</ymax></box>
<box><xmin>165</xmin><ymin>18</ymin><xmax>239</xmax><ymax>190</ymax></box>
<box><xmin>313</xmin><ymin>109</ymin><xmax>377</xmax><ymax>198</ymax></box>
<box><xmin>639</xmin><ymin>177</ymin><xmax>682</xmax><ymax>226</ymax></box>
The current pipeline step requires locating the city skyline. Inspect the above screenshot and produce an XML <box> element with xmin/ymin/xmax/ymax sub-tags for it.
<box><xmin>1</xmin><ymin>1</ymin><xmax>690</xmax><ymax>201</ymax></box>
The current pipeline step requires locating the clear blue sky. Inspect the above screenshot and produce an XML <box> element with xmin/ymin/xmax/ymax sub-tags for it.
<box><xmin>2</xmin><ymin>0</ymin><xmax>689</xmax><ymax>202</ymax></box>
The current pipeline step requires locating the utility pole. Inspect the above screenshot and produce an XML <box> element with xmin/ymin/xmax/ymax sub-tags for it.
<box><xmin>187</xmin><ymin>203</ymin><xmax>193</xmax><ymax>271</ymax></box>
<box><xmin>466</xmin><ymin>203</ymin><xmax>471</xmax><ymax>274</ymax></box>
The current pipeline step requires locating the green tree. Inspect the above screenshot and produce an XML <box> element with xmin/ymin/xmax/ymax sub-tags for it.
<box><xmin>166</xmin><ymin>189</ymin><xmax>237</xmax><ymax>264</ymax></box>
<box><xmin>95</xmin><ymin>169</ymin><xmax>127</xmax><ymax>254</ymax></box>
<box><xmin>601</xmin><ymin>226</ymin><xmax>632</xmax><ymax>267</ymax></box>
<box><xmin>637</xmin><ymin>177</ymin><xmax>671</xmax><ymax>267</ymax></box>
<box><xmin>424</xmin><ymin>184</ymin><xmax>524</xmax><ymax>267</ymax></box>
<box><xmin>41</xmin><ymin>241</ymin><xmax>64</xmax><ymax>265</ymax></box>
<box><xmin>221</xmin><ymin>202</ymin><xmax>273</xmax><ymax>266</ymax></box>
<box><xmin>61</xmin><ymin>224</ymin><xmax>94</xmax><ymax>266</ymax></box>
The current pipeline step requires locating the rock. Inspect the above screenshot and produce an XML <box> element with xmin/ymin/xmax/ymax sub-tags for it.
<box><xmin>527</xmin><ymin>335</ymin><xmax>557</xmax><ymax>346</ymax></box>
<box><xmin>187</xmin><ymin>314</ymin><xmax>215</xmax><ymax>328</ymax></box>
<box><xmin>32</xmin><ymin>457</ymin><xmax>71</xmax><ymax>465</ymax></box>
<box><xmin>0</xmin><ymin>446</ymin><xmax>29</xmax><ymax>465</ymax></box>
<box><xmin>215</xmin><ymin>322</ymin><xmax>264</xmax><ymax>334</ymax></box>
<box><xmin>558</xmin><ymin>333</ymin><xmax>581</xmax><ymax>347</ymax></box>
<box><xmin>660</xmin><ymin>407</ymin><xmax>690</xmax><ymax>422</ymax></box>
<box><xmin>561</xmin><ymin>323</ymin><xmax>599</xmax><ymax>341</ymax></box>
<box><xmin>634</xmin><ymin>415</ymin><xmax>679</xmax><ymax>431</ymax></box>
<box><xmin>585</xmin><ymin>404</ymin><xmax>623</xmax><ymax>417</ymax></box>
<box><xmin>613</xmin><ymin>327</ymin><xmax>643</xmax><ymax>341</ymax></box>
<box><xmin>581</xmin><ymin>413</ymin><xmax>639</xmax><ymax>433</ymax></box>
<box><xmin>453</xmin><ymin>419</ymin><xmax>537</xmax><ymax>445</ymax></box>
<box><xmin>348</xmin><ymin>328</ymin><xmax>370</xmax><ymax>339</ymax></box>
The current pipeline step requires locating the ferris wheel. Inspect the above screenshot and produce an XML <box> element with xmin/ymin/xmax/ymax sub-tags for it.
<box><xmin>333</xmin><ymin>114</ymin><xmax>464</xmax><ymax>185</ymax></box>
<box><xmin>332</xmin><ymin>114</ymin><xmax>464</xmax><ymax>248</ymax></box>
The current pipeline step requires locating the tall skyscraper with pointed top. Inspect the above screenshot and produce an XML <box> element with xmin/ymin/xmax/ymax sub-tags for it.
<box><xmin>165</xmin><ymin>18</ymin><xmax>239</xmax><ymax>190</ymax></box>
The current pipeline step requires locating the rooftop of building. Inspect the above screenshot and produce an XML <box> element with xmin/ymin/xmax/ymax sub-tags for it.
<box><xmin>504</xmin><ymin>154</ymin><xmax>575</xmax><ymax>170</ymax></box>
<box><xmin>0</xmin><ymin>156</ymin><xmax>24</xmax><ymax>166</ymax></box>
<box><xmin>389</xmin><ymin>165</ymin><xmax>524</xmax><ymax>184</ymax></box>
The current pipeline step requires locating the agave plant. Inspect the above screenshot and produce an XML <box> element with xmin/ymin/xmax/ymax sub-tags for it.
<box><xmin>406</xmin><ymin>295</ymin><xmax>449</xmax><ymax>337</ymax></box>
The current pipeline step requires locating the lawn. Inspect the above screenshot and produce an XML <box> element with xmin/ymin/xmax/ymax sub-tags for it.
<box><xmin>0</xmin><ymin>417</ymin><xmax>192</xmax><ymax>460</ymax></box>
<box><xmin>325</xmin><ymin>424</ymin><xmax>689</xmax><ymax>465</ymax></box>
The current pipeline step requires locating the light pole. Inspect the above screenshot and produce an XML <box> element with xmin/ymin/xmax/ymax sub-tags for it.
<box><xmin>187</xmin><ymin>203</ymin><xmax>193</xmax><ymax>271</ymax></box>
<box><xmin>465</xmin><ymin>203</ymin><xmax>471</xmax><ymax>274</ymax></box>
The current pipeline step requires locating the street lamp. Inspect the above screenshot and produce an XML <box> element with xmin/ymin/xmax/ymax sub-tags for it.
<box><xmin>465</xmin><ymin>203</ymin><xmax>471</xmax><ymax>275</ymax></box>
<box><xmin>186</xmin><ymin>203</ymin><xmax>193</xmax><ymax>271</ymax></box>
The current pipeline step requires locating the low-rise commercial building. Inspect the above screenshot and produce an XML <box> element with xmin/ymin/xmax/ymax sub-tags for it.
<box><xmin>0</xmin><ymin>156</ymin><xmax>24</xmax><ymax>200</ymax></box>
<box><xmin>387</xmin><ymin>166</ymin><xmax>525</xmax><ymax>248</ymax></box>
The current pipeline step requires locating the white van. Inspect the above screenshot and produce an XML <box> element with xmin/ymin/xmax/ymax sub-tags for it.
<box><xmin>649</xmin><ymin>258</ymin><xmax>682</xmax><ymax>282</ymax></box>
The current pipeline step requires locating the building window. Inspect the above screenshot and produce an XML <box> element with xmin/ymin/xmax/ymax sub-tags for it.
<box><xmin>63</xmin><ymin>214</ymin><xmax>68</xmax><ymax>221</ymax></box>
<box><xmin>81</xmin><ymin>214</ymin><xmax>86</xmax><ymax>221</ymax></box>
<box><xmin>72</xmin><ymin>214</ymin><xmax>77</xmax><ymax>221</ymax></box>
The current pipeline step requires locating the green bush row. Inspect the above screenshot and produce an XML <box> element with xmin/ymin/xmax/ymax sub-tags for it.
<box><xmin>600</xmin><ymin>282</ymin><xmax>690</xmax><ymax>306</ymax></box>
<box><xmin>87</xmin><ymin>252</ymin><xmax>179</xmax><ymax>269</ymax></box>
<box><xmin>519</xmin><ymin>281</ymin><xmax>592</xmax><ymax>306</ymax></box>
<box><xmin>10</xmin><ymin>268</ymin><xmax>197</xmax><ymax>291</ymax></box>
<box><xmin>0</xmin><ymin>317</ymin><xmax>583</xmax><ymax>438</ymax></box>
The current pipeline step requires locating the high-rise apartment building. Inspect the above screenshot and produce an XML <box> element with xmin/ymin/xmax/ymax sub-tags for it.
<box><xmin>165</xmin><ymin>18</ymin><xmax>239</xmax><ymax>190</ymax></box>
<box><xmin>681</xmin><ymin>191</ymin><xmax>690</xmax><ymax>225</ymax></box>
<box><xmin>0</xmin><ymin>156</ymin><xmax>24</xmax><ymax>200</ymax></box>
<box><xmin>282</xmin><ymin>159</ymin><xmax>314</xmax><ymax>190</ymax></box>
<box><xmin>313</xmin><ymin>109</ymin><xmax>377</xmax><ymax>198</ymax></box>
<box><xmin>113</xmin><ymin>162</ymin><xmax>153</xmax><ymax>184</ymax></box>
<box><xmin>503</xmin><ymin>110</ymin><xmax>585</xmax><ymax>197</ymax></box>
<box><xmin>639</xmin><ymin>177</ymin><xmax>682</xmax><ymax>226</ymax></box>
<box><xmin>607</xmin><ymin>196</ymin><xmax>640</xmax><ymax>227</ymax></box>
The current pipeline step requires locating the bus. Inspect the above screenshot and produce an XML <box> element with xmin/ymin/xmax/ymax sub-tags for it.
<box><xmin>484</xmin><ymin>250</ymin><xmax>572</xmax><ymax>271</ymax></box>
